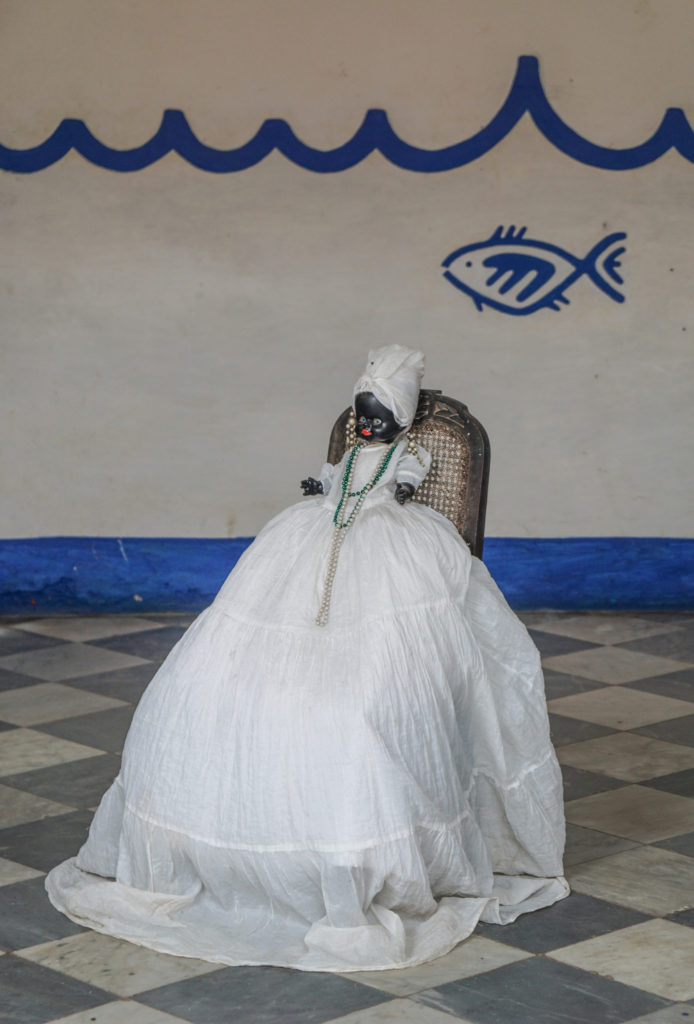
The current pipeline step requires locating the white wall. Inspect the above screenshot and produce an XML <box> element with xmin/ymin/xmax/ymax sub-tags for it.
<box><xmin>2</xmin><ymin>0</ymin><xmax>693</xmax><ymax>538</ymax></box>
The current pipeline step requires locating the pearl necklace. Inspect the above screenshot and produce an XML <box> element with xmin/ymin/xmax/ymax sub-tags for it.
<box><xmin>315</xmin><ymin>441</ymin><xmax>398</xmax><ymax>627</ymax></box>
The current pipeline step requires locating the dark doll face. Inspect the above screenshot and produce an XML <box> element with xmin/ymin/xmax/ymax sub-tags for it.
<box><xmin>354</xmin><ymin>392</ymin><xmax>401</xmax><ymax>443</ymax></box>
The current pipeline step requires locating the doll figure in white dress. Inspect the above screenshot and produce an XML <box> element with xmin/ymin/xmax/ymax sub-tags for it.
<box><xmin>46</xmin><ymin>345</ymin><xmax>568</xmax><ymax>972</ymax></box>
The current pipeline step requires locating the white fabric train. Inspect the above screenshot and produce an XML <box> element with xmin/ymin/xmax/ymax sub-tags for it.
<box><xmin>46</xmin><ymin>440</ymin><xmax>568</xmax><ymax>972</ymax></box>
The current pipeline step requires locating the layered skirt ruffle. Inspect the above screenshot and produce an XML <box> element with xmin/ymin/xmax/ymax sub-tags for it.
<box><xmin>46</xmin><ymin>497</ymin><xmax>568</xmax><ymax>971</ymax></box>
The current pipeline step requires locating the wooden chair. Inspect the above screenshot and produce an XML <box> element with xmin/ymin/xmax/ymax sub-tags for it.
<box><xmin>327</xmin><ymin>389</ymin><xmax>490</xmax><ymax>558</ymax></box>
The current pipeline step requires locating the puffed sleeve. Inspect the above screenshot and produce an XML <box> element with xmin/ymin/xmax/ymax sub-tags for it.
<box><xmin>395</xmin><ymin>444</ymin><xmax>431</xmax><ymax>490</ymax></box>
<box><xmin>318</xmin><ymin>462</ymin><xmax>339</xmax><ymax>496</ymax></box>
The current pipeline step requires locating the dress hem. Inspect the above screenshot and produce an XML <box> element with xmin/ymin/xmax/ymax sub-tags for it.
<box><xmin>45</xmin><ymin>863</ymin><xmax>570</xmax><ymax>974</ymax></box>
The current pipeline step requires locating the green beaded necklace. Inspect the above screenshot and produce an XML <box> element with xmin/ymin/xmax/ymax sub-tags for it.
<box><xmin>332</xmin><ymin>442</ymin><xmax>398</xmax><ymax>530</ymax></box>
<box><xmin>316</xmin><ymin>441</ymin><xmax>399</xmax><ymax>626</ymax></box>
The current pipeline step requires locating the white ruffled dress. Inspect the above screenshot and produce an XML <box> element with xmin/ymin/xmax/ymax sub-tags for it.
<box><xmin>46</xmin><ymin>438</ymin><xmax>568</xmax><ymax>972</ymax></box>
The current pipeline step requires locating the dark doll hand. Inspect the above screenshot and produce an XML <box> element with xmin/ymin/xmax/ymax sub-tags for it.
<box><xmin>395</xmin><ymin>483</ymin><xmax>415</xmax><ymax>505</ymax></box>
<box><xmin>300</xmin><ymin>477</ymin><xmax>324</xmax><ymax>496</ymax></box>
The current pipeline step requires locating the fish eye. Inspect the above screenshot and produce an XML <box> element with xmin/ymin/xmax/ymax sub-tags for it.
<box><xmin>466</xmin><ymin>260</ymin><xmax>473</xmax><ymax>267</ymax></box>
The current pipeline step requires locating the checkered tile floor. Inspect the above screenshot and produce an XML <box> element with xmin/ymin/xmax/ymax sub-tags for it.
<box><xmin>1</xmin><ymin>612</ymin><xmax>693</xmax><ymax>1024</ymax></box>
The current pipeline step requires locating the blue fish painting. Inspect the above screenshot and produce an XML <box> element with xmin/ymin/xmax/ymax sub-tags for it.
<box><xmin>442</xmin><ymin>226</ymin><xmax>626</xmax><ymax>315</ymax></box>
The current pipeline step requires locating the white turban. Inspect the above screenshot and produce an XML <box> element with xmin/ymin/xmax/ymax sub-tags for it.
<box><xmin>353</xmin><ymin>345</ymin><xmax>425</xmax><ymax>428</ymax></box>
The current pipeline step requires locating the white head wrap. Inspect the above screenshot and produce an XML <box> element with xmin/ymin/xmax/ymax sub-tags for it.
<box><xmin>353</xmin><ymin>345</ymin><xmax>425</xmax><ymax>428</ymax></box>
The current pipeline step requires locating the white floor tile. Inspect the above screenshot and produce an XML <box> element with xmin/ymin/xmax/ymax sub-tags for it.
<box><xmin>548</xmin><ymin>686</ymin><xmax>694</xmax><ymax>729</ymax></box>
<box><xmin>0</xmin><ymin>682</ymin><xmax>126</xmax><ymax>726</ymax></box>
<box><xmin>327</xmin><ymin>1000</ymin><xmax>471</xmax><ymax>1023</ymax></box>
<box><xmin>529</xmin><ymin>615</ymin><xmax>682</xmax><ymax>645</ymax></box>
<box><xmin>0</xmin><ymin>855</ymin><xmax>44</xmax><ymax>886</ymax></box>
<box><xmin>344</xmin><ymin>936</ymin><xmax>530</xmax><ymax>996</ymax></box>
<box><xmin>557</xmin><ymin>732</ymin><xmax>694</xmax><ymax>781</ymax></box>
<box><xmin>47</xmin><ymin>1002</ymin><xmax>189</xmax><ymax>1024</ymax></box>
<box><xmin>0</xmin><ymin>782</ymin><xmax>73</xmax><ymax>828</ymax></box>
<box><xmin>0</xmin><ymin>728</ymin><xmax>103</xmax><ymax>775</ymax></box>
<box><xmin>567</xmin><ymin>845</ymin><xmax>694</xmax><ymax>915</ymax></box>
<box><xmin>565</xmin><ymin>784</ymin><xmax>694</xmax><ymax>842</ymax></box>
<box><xmin>0</xmin><ymin>644</ymin><xmax>149</xmax><ymax>681</ymax></box>
<box><xmin>623</xmin><ymin>1005</ymin><xmax>694</xmax><ymax>1023</ymax></box>
<box><xmin>549</xmin><ymin>919</ymin><xmax>694</xmax><ymax>1001</ymax></box>
<box><xmin>18</xmin><ymin>930</ymin><xmax>223</xmax><ymax>997</ymax></box>
<box><xmin>543</xmin><ymin>647</ymin><xmax>689</xmax><ymax>684</ymax></box>
<box><xmin>16</xmin><ymin>617</ymin><xmax>166</xmax><ymax>642</ymax></box>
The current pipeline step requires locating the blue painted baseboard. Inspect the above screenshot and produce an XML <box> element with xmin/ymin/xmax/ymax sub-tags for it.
<box><xmin>0</xmin><ymin>536</ymin><xmax>692</xmax><ymax>615</ymax></box>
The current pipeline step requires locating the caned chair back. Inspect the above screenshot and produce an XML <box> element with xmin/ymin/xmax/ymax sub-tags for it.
<box><xmin>327</xmin><ymin>389</ymin><xmax>490</xmax><ymax>558</ymax></box>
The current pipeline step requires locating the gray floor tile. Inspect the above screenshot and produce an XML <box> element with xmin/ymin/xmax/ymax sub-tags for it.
<box><xmin>666</xmin><ymin>907</ymin><xmax>694</xmax><ymax>929</ymax></box>
<box><xmin>643</xmin><ymin>767</ymin><xmax>694</xmax><ymax>798</ymax></box>
<box><xmin>619</xmin><ymin>629</ymin><xmax>694</xmax><ymax>664</ymax></box>
<box><xmin>0</xmin><ymin>954</ymin><xmax>114</xmax><ymax>1024</ymax></box>
<box><xmin>528</xmin><ymin>630</ymin><xmax>599</xmax><ymax>658</ymax></box>
<box><xmin>143</xmin><ymin>614</ymin><xmax>199</xmax><ymax>628</ymax></box>
<box><xmin>0</xmin><ymin>809</ymin><xmax>93</xmax><ymax>871</ymax></box>
<box><xmin>413</xmin><ymin>957</ymin><xmax>668</xmax><ymax>1024</ymax></box>
<box><xmin>563</xmin><ymin>823</ymin><xmax>639</xmax><ymax>867</ymax></box>
<box><xmin>136</xmin><ymin>965</ymin><xmax>394</xmax><ymax>1024</ymax></box>
<box><xmin>0</xmin><ymin>627</ymin><xmax>66</xmax><ymax>658</ymax></box>
<box><xmin>561</xmin><ymin>765</ymin><xmax>626</xmax><ymax>801</ymax></box>
<box><xmin>654</xmin><ymin>831</ymin><xmax>694</xmax><ymax>858</ymax></box>
<box><xmin>542</xmin><ymin>670</ymin><xmax>605</xmax><ymax>701</ymax></box>
<box><xmin>0</xmin><ymin>667</ymin><xmax>43</xmax><ymax>692</ymax></box>
<box><xmin>517</xmin><ymin>611</ymin><xmax>562</xmax><ymax>627</ymax></box>
<box><xmin>3</xmin><ymin>754</ymin><xmax>121</xmax><ymax>809</ymax></box>
<box><xmin>474</xmin><ymin>892</ymin><xmax>650</xmax><ymax>953</ymax></box>
<box><xmin>37</xmin><ymin>705</ymin><xmax>135</xmax><ymax>754</ymax></box>
<box><xmin>91</xmin><ymin>627</ymin><xmax>187</xmax><ymax>662</ymax></box>
<box><xmin>635</xmin><ymin>714</ymin><xmax>694</xmax><ymax>747</ymax></box>
<box><xmin>628</xmin><ymin>667</ymin><xmax>694</xmax><ymax>704</ymax></box>
<box><xmin>65</xmin><ymin>663</ymin><xmax>156</xmax><ymax>704</ymax></box>
<box><xmin>0</xmin><ymin>875</ymin><xmax>84</xmax><ymax>950</ymax></box>
<box><xmin>634</xmin><ymin>612</ymin><xmax>694</xmax><ymax>625</ymax></box>
<box><xmin>548</xmin><ymin>713</ymin><xmax>616</xmax><ymax>747</ymax></box>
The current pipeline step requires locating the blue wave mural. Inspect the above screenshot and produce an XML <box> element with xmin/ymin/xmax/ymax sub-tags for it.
<box><xmin>2</xmin><ymin>56</ymin><xmax>694</xmax><ymax>174</ymax></box>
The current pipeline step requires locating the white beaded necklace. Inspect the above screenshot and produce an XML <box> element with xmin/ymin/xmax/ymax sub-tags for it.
<box><xmin>315</xmin><ymin>441</ymin><xmax>398</xmax><ymax>627</ymax></box>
